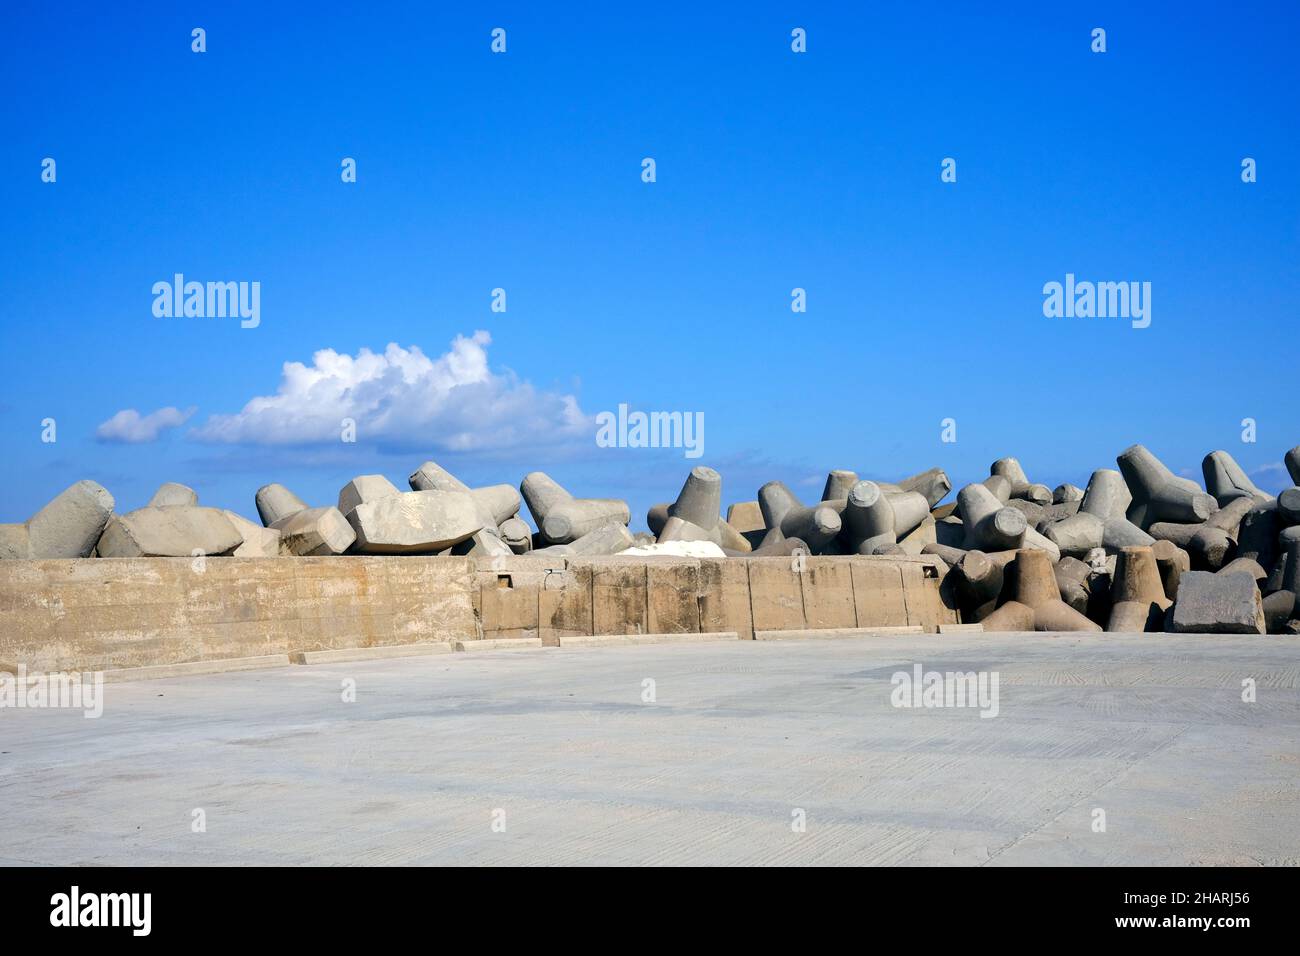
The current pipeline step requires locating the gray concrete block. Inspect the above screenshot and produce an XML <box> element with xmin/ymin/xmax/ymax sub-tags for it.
<box><xmin>1202</xmin><ymin>450</ymin><xmax>1271</xmax><ymax>507</ymax></box>
<box><xmin>1279</xmin><ymin>487</ymin><xmax>1300</xmax><ymax>526</ymax></box>
<box><xmin>1170</xmin><ymin>570</ymin><xmax>1265</xmax><ymax>634</ymax></box>
<box><xmin>271</xmin><ymin>506</ymin><xmax>356</xmax><ymax>556</ymax></box>
<box><xmin>565</xmin><ymin>521</ymin><xmax>635</xmax><ymax>556</ymax></box>
<box><xmin>26</xmin><ymin>480</ymin><xmax>115</xmax><ymax>558</ymax></box>
<box><xmin>147</xmin><ymin>482</ymin><xmax>198</xmax><ymax>508</ymax></box>
<box><xmin>223</xmin><ymin>510</ymin><xmax>283</xmax><ymax>557</ymax></box>
<box><xmin>843</xmin><ymin>480</ymin><xmax>894</xmax><ymax>555</ymax></box>
<box><xmin>1053</xmin><ymin>483</ymin><xmax>1085</xmax><ymax>504</ymax></box>
<box><xmin>991</xmin><ymin>457</ymin><xmax>1052</xmax><ymax>504</ymax></box>
<box><xmin>338</xmin><ymin>474</ymin><xmax>401</xmax><ymax>516</ymax></box>
<box><xmin>408</xmin><ymin>459</ymin><xmax>469</xmax><ymax>493</ymax></box>
<box><xmin>959</xmin><ymin>483</ymin><xmax>1027</xmax><ymax>552</ymax></box>
<box><xmin>499</xmin><ymin>516</ymin><xmax>533</xmax><ymax>553</ymax></box>
<box><xmin>897</xmin><ymin>467</ymin><xmax>952</xmax><ymax>508</ymax></box>
<box><xmin>820</xmin><ymin>469</ymin><xmax>859</xmax><ymax>502</ymax></box>
<box><xmin>255</xmin><ymin>483</ymin><xmax>308</xmax><ymax>527</ymax></box>
<box><xmin>522</xmin><ymin>472</ymin><xmax>629</xmax><ymax>545</ymax></box>
<box><xmin>1150</xmin><ymin>538</ymin><xmax>1189</xmax><ymax>601</ymax></box>
<box><xmin>98</xmin><ymin>506</ymin><xmax>242</xmax><ymax>558</ymax></box>
<box><xmin>1118</xmin><ymin>444</ymin><xmax>1219</xmax><ymax>529</ymax></box>
<box><xmin>346</xmin><ymin>490</ymin><xmax>480</xmax><ymax>554</ymax></box>
<box><xmin>1107</xmin><ymin>545</ymin><xmax>1171</xmax><ymax>632</ymax></box>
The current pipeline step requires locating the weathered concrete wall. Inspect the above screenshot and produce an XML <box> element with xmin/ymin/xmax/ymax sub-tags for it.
<box><xmin>0</xmin><ymin>553</ymin><xmax>956</xmax><ymax>671</ymax></box>
<box><xmin>0</xmin><ymin>556</ymin><xmax>478</xmax><ymax>672</ymax></box>
<box><xmin>466</xmin><ymin>553</ymin><xmax>953</xmax><ymax>644</ymax></box>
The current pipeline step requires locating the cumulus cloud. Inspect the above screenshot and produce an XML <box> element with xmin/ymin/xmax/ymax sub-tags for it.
<box><xmin>190</xmin><ymin>331</ymin><xmax>591</xmax><ymax>451</ymax></box>
<box><xmin>96</xmin><ymin>406</ymin><xmax>196</xmax><ymax>443</ymax></box>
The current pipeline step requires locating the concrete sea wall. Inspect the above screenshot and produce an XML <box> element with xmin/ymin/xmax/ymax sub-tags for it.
<box><xmin>0</xmin><ymin>554</ymin><xmax>957</xmax><ymax>672</ymax></box>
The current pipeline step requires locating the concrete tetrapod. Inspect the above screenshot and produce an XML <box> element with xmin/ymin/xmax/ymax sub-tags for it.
<box><xmin>959</xmin><ymin>483</ymin><xmax>1027</xmax><ymax>552</ymax></box>
<box><xmin>255</xmin><ymin>484</ymin><xmax>309</xmax><ymax>527</ymax></box>
<box><xmin>1054</xmin><ymin>484</ymin><xmax>1085</xmax><ymax>504</ymax></box>
<box><xmin>725</xmin><ymin>501</ymin><xmax>766</xmax><ymax>539</ymax></box>
<box><xmin>1106</xmin><ymin>546</ymin><xmax>1172</xmax><ymax>632</ymax></box>
<box><xmin>147</xmin><ymin>482</ymin><xmax>198</xmax><ymax>508</ymax></box>
<box><xmin>650</xmin><ymin>466</ymin><xmax>752</xmax><ymax>552</ymax></box>
<box><xmin>1260</xmin><ymin>538</ymin><xmax>1300</xmax><ymax>632</ymax></box>
<box><xmin>98</xmin><ymin>506</ymin><xmax>243</xmax><ymax>558</ymax></box>
<box><xmin>1234</xmin><ymin>500</ymin><xmax>1281</xmax><ymax>570</ymax></box>
<box><xmin>0</xmin><ymin>480</ymin><xmax>116</xmax><ymax>559</ymax></box>
<box><xmin>1118</xmin><ymin>444</ymin><xmax>1219</xmax><ymax>529</ymax></box>
<box><xmin>895</xmin><ymin>467</ymin><xmax>953</xmax><ymax>508</ymax></box>
<box><xmin>409</xmin><ymin>460</ymin><xmax>519</xmax><ymax>556</ymax></box>
<box><xmin>1042</xmin><ymin>468</ymin><xmax>1151</xmax><ymax>557</ymax></box>
<box><xmin>947</xmin><ymin>549</ymin><xmax>1017</xmax><ymax>621</ymax></box>
<box><xmin>1150</xmin><ymin>538</ymin><xmax>1190</xmax><ymax>601</ymax></box>
<box><xmin>223</xmin><ymin>510</ymin><xmax>283</xmax><ymax>557</ymax></box>
<box><xmin>341</xmin><ymin>473</ymin><xmax>483</xmax><ymax>554</ymax></box>
<box><xmin>756</xmin><ymin>481</ymin><xmax>842</xmax><ymax>552</ymax></box>
<box><xmin>1054</xmin><ymin>557</ymin><xmax>1094</xmax><ymax>616</ymax></box>
<box><xmin>269</xmin><ymin>504</ymin><xmax>356</xmax><ymax>557</ymax></box>
<box><xmin>1287</xmin><ymin>447</ymin><xmax>1300</xmax><ymax>486</ymax></box>
<box><xmin>520</xmin><ymin>472</ymin><xmax>629</xmax><ymax>546</ymax></box>
<box><xmin>981</xmin><ymin>474</ymin><xmax>1013</xmax><ymax>504</ymax></box>
<box><xmin>1278</xmin><ymin>487</ymin><xmax>1300</xmax><ymax>526</ymax></box>
<box><xmin>498</xmin><ymin>516</ymin><xmax>533</xmax><ymax>554</ymax></box>
<box><xmin>343</xmin><ymin>488</ymin><xmax>480</xmax><ymax>554</ymax></box>
<box><xmin>980</xmin><ymin>549</ymin><xmax>1101</xmax><ymax>632</ymax></box>
<box><xmin>338</xmin><ymin>475</ymin><xmax>402</xmax><ymax>516</ymax></box>
<box><xmin>990</xmin><ymin>457</ymin><xmax>1053</xmax><ymax>505</ymax></box>
<box><xmin>657</xmin><ymin>512</ymin><xmax>751</xmax><ymax>552</ymax></box>
<box><xmin>957</xmin><ymin>483</ymin><xmax>1061</xmax><ymax>561</ymax></box>
<box><xmin>838</xmin><ymin>480</ymin><xmax>932</xmax><ymax>555</ymax></box>
<box><xmin>821</xmin><ymin>470</ymin><xmax>859</xmax><ymax>502</ymax></box>
<box><xmin>1202</xmin><ymin>450</ymin><xmax>1272</xmax><ymax>507</ymax></box>
<box><xmin>842</xmin><ymin>480</ymin><xmax>896</xmax><ymax>555</ymax></box>
<box><xmin>410</xmin><ymin>461</ymin><xmax>521</xmax><ymax>525</ymax></box>
<box><xmin>563</xmin><ymin>521</ymin><xmax>635</xmax><ymax>556</ymax></box>
<box><xmin>1148</xmin><ymin>494</ymin><xmax>1257</xmax><ymax>570</ymax></box>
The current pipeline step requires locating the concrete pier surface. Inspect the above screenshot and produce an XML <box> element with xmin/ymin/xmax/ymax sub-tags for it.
<box><xmin>1</xmin><ymin>632</ymin><xmax>1297</xmax><ymax>866</ymax></box>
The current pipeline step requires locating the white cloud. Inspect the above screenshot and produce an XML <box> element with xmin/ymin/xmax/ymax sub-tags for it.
<box><xmin>96</xmin><ymin>406</ymin><xmax>196</xmax><ymax>443</ymax></box>
<box><xmin>190</xmin><ymin>331</ymin><xmax>591</xmax><ymax>451</ymax></box>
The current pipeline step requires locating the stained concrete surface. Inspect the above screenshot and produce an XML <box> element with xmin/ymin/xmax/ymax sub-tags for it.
<box><xmin>1</xmin><ymin>633</ymin><xmax>1297</xmax><ymax>866</ymax></box>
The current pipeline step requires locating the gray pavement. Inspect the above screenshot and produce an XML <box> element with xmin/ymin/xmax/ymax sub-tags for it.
<box><xmin>1</xmin><ymin>632</ymin><xmax>1297</xmax><ymax>866</ymax></box>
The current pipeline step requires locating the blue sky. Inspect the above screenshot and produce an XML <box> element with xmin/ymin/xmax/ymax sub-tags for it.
<box><xmin>3</xmin><ymin>1</ymin><xmax>1298</xmax><ymax>529</ymax></box>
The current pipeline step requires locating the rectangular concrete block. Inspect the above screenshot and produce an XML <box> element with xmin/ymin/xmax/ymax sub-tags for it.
<box><xmin>101</xmin><ymin>655</ymin><xmax>293</xmax><ymax>683</ymax></box>
<box><xmin>798</xmin><ymin>557</ymin><xmax>858</xmax><ymax>630</ymax></box>
<box><xmin>454</xmin><ymin>637</ymin><xmax>546</xmax><ymax>652</ymax></box>
<box><xmin>899</xmin><ymin>558</ymin><xmax>959</xmax><ymax>632</ymax></box>
<box><xmin>850</xmin><ymin>559</ymin><xmax>909</xmax><ymax>628</ymax></box>
<box><xmin>645</xmin><ymin>558</ymin><xmax>701</xmax><ymax>634</ymax></box>
<box><xmin>938</xmin><ymin>622</ymin><xmax>985</xmax><ymax>634</ymax></box>
<box><xmin>697</xmin><ymin>558</ymin><xmax>754</xmax><ymax>640</ymax></box>
<box><xmin>539</xmin><ymin>562</ymin><xmax>592</xmax><ymax>646</ymax></box>
<box><xmin>476</xmin><ymin>557</ymin><xmax>551</xmax><ymax>641</ymax></box>
<box><xmin>1170</xmin><ymin>571</ymin><xmax>1266</xmax><ymax>634</ymax></box>
<box><xmin>291</xmin><ymin>643</ymin><xmax>454</xmax><ymax>664</ymax></box>
<box><xmin>897</xmin><ymin>515</ymin><xmax>938</xmax><ymax>555</ymax></box>
<box><xmin>581</xmin><ymin>558</ymin><xmax>649</xmax><ymax>636</ymax></box>
<box><xmin>746</xmin><ymin>558</ymin><xmax>805</xmax><ymax>632</ymax></box>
